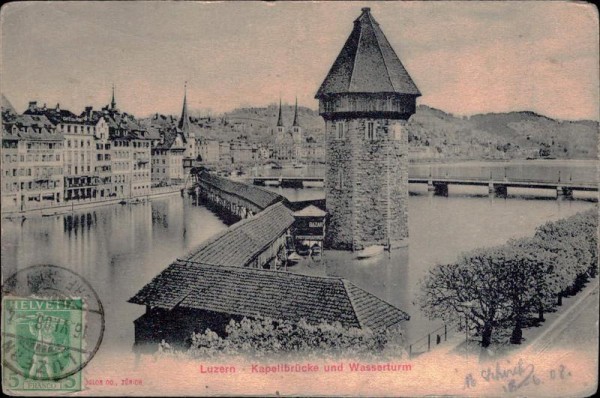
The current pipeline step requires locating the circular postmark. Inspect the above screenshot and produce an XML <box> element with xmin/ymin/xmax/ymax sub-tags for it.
<box><xmin>2</xmin><ymin>265</ymin><xmax>105</xmax><ymax>382</ymax></box>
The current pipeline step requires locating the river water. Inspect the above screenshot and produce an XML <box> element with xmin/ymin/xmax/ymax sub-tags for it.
<box><xmin>1</xmin><ymin>161</ymin><xmax>597</xmax><ymax>358</ymax></box>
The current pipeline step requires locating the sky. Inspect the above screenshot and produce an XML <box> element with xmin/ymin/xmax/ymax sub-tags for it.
<box><xmin>1</xmin><ymin>1</ymin><xmax>598</xmax><ymax>120</ymax></box>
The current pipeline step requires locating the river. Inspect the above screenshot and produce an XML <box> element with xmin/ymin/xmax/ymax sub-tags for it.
<box><xmin>1</xmin><ymin>160</ymin><xmax>597</xmax><ymax>358</ymax></box>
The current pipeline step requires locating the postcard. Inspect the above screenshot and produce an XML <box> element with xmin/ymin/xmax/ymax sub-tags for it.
<box><xmin>1</xmin><ymin>1</ymin><xmax>598</xmax><ymax>396</ymax></box>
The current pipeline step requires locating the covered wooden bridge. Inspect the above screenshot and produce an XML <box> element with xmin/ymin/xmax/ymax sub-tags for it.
<box><xmin>192</xmin><ymin>170</ymin><xmax>285</xmax><ymax>220</ymax></box>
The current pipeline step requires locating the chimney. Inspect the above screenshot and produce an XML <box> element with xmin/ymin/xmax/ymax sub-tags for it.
<box><xmin>28</xmin><ymin>101</ymin><xmax>37</xmax><ymax>111</ymax></box>
<box><xmin>56</xmin><ymin>103</ymin><xmax>60</xmax><ymax>111</ymax></box>
<box><xmin>85</xmin><ymin>106</ymin><xmax>93</xmax><ymax>120</ymax></box>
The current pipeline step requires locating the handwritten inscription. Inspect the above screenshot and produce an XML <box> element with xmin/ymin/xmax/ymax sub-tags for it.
<box><xmin>464</xmin><ymin>359</ymin><xmax>572</xmax><ymax>393</ymax></box>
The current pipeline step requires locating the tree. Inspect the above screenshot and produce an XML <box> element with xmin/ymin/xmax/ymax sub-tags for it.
<box><xmin>418</xmin><ymin>246</ymin><xmax>512</xmax><ymax>348</ymax></box>
<box><xmin>534</xmin><ymin>212</ymin><xmax>595</xmax><ymax>299</ymax></box>
<box><xmin>419</xmin><ymin>207</ymin><xmax>598</xmax><ymax>348</ymax></box>
<box><xmin>508</xmin><ymin>237</ymin><xmax>561</xmax><ymax>322</ymax></box>
<box><xmin>498</xmin><ymin>239</ymin><xmax>560</xmax><ymax>344</ymax></box>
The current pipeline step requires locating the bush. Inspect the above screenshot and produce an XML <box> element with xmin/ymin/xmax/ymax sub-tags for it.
<box><xmin>179</xmin><ymin>317</ymin><xmax>406</xmax><ymax>360</ymax></box>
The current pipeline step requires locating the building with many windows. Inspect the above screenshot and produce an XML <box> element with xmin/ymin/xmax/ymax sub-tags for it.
<box><xmin>151</xmin><ymin>127</ymin><xmax>186</xmax><ymax>185</ymax></box>
<box><xmin>1</xmin><ymin>113</ymin><xmax>64</xmax><ymax>211</ymax></box>
<box><xmin>59</xmin><ymin>117</ymin><xmax>99</xmax><ymax>201</ymax></box>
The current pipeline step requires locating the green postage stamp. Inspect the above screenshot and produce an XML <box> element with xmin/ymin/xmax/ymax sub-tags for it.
<box><xmin>2</xmin><ymin>298</ymin><xmax>84</xmax><ymax>391</ymax></box>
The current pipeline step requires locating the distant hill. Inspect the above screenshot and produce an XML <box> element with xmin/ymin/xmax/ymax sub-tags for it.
<box><xmin>141</xmin><ymin>104</ymin><xmax>325</xmax><ymax>144</ymax></box>
<box><xmin>142</xmin><ymin>103</ymin><xmax>597</xmax><ymax>160</ymax></box>
<box><xmin>408</xmin><ymin>105</ymin><xmax>598</xmax><ymax>160</ymax></box>
<box><xmin>222</xmin><ymin>104</ymin><xmax>324</xmax><ymax>143</ymax></box>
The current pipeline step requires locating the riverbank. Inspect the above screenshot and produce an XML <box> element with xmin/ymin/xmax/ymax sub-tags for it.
<box><xmin>1</xmin><ymin>184</ymin><xmax>187</xmax><ymax>219</ymax></box>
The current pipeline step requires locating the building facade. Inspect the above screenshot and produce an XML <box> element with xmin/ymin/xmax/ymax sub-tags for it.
<box><xmin>151</xmin><ymin>128</ymin><xmax>186</xmax><ymax>185</ymax></box>
<box><xmin>1</xmin><ymin>114</ymin><xmax>64</xmax><ymax>211</ymax></box>
<box><xmin>91</xmin><ymin>114</ymin><xmax>113</xmax><ymax>198</ymax></box>
<box><xmin>60</xmin><ymin>118</ymin><xmax>98</xmax><ymax>201</ymax></box>
<box><xmin>196</xmin><ymin>138</ymin><xmax>220</xmax><ymax>163</ymax></box>
<box><xmin>316</xmin><ymin>8</ymin><xmax>420</xmax><ymax>250</ymax></box>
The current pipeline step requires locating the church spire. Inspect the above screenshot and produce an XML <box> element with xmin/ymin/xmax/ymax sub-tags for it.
<box><xmin>276</xmin><ymin>98</ymin><xmax>283</xmax><ymax>127</ymax></box>
<box><xmin>178</xmin><ymin>82</ymin><xmax>190</xmax><ymax>134</ymax></box>
<box><xmin>292</xmin><ymin>97</ymin><xmax>300</xmax><ymax>127</ymax></box>
<box><xmin>110</xmin><ymin>84</ymin><xmax>117</xmax><ymax>109</ymax></box>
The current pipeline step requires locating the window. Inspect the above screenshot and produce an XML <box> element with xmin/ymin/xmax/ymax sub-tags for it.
<box><xmin>391</xmin><ymin>123</ymin><xmax>403</xmax><ymax>141</ymax></box>
<box><xmin>337</xmin><ymin>169</ymin><xmax>344</xmax><ymax>190</ymax></box>
<box><xmin>336</xmin><ymin>121</ymin><xmax>345</xmax><ymax>140</ymax></box>
<box><xmin>366</xmin><ymin>122</ymin><xmax>376</xmax><ymax>141</ymax></box>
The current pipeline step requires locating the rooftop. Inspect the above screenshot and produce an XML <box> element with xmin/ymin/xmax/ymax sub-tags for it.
<box><xmin>129</xmin><ymin>260</ymin><xmax>409</xmax><ymax>330</ymax></box>
<box><xmin>2</xmin><ymin>114</ymin><xmax>63</xmax><ymax>141</ymax></box>
<box><xmin>181</xmin><ymin>202</ymin><xmax>295</xmax><ymax>267</ymax></box>
<box><xmin>315</xmin><ymin>8</ymin><xmax>420</xmax><ymax>98</ymax></box>
<box><xmin>293</xmin><ymin>204</ymin><xmax>327</xmax><ymax>218</ymax></box>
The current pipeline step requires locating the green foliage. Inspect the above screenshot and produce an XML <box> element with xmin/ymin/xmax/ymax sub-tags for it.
<box><xmin>419</xmin><ymin>207</ymin><xmax>598</xmax><ymax>347</ymax></box>
<box><xmin>175</xmin><ymin>317</ymin><xmax>405</xmax><ymax>360</ymax></box>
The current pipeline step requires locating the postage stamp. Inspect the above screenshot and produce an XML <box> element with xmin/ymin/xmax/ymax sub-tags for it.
<box><xmin>2</xmin><ymin>298</ymin><xmax>84</xmax><ymax>391</ymax></box>
<box><xmin>1</xmin><ymin>265</ymin><xmax>104</xmax><ymax>393</ymax></box>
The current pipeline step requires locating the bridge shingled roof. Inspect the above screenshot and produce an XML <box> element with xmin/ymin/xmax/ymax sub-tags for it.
<box><xmin>198</xmin><ymin>171</ymin><xmax>284</xmax><ymax>210</ymax></box>
<box><xmin>129</xmin><ymin>260</ymin><xmax>409</xmax><ymax>330</ymax></box>
<box><xmin>179</xmin><ymin>202</ymin><xmax>295</xmax><ymax>267</ymax></box>
<box><xmin>315</xmin><ymin>7</ymin><xmax>420</xmax><ymax>98</ymax></box>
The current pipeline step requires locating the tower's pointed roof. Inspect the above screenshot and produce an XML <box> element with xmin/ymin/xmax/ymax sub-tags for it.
<box><xmin>111</xmin><ymin>84</ymin><xmax>117</xmax><ymax>109</ymax></box>
<box><xmin>315</xmin><ymin>8</ymin><xmax>420</xmax><ymax>98</ymax></box>
<box><xmin>276</xmin><ymin>98</ymin><xmax>283</xmax><ymax>127</ymax></box>
<box><xmin>178</xmin><ymin>82</ymin><xmax>190</xmax><ymax>132</ymax></box>
<box><xmin>292</xmin><ymin>97</ymin><xmax>300</xmax><ymax>127</ymax></box>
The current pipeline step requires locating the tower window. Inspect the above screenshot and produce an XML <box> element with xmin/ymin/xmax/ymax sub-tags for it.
<box><xmin>336</xmin><ymin>121</ymin><xmax>345</xmax><ymax>140</ymax></box>
<box><xmin>366</xmin><ymin>122</ymin><xmax>376</xmax><ymax>141</ymax></box>
<box><xmin>391</xmin><ymin>123</ymin><xmax>403</xmax><ymax>141</ymax></box>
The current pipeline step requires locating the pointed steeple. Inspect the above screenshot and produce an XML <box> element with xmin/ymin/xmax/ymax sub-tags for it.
<box><xmin>1</xmin><ymin>93</ymin><xmax>17</xmax><ymax>115</ymax></box>
<box><xmin>315</xmin><ymin>7</ymin><xmax>420</xmax><ymax>98</ymax></box>
<box><xmin>111</xmin><ymin>84</ymin><xmax>117</xmax><ymax>109</ymax></box>
<box><xmin>276</xmin><ymin>98</ymin><xmax>283</xmax><ymax>127</ymax></box>
<box><xmin>292</xmin><ymin>97</ymin><xmax>300</xmax><ymax>127</ymax></box>
<box><xmin>178</xmin><ymin>82</ymin><xmax>190</xmax><ymax>134</ymax></box>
